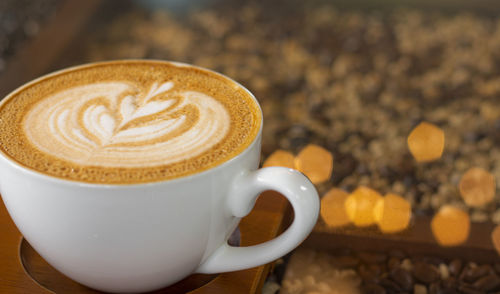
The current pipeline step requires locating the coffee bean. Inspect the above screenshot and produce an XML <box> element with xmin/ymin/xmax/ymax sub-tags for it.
<box><xmin>380</xmin><ymin>277</ymin><xmax>402</xmax><ymax>292</ymax></box>
<box><xmin>473</xmin><ymin>274</ymin><xmax>500</xmax><ymax>291</ymax></box>
<box><xmin>335</xmin><ymin>255</ymin><xmax>359</xmax><ymax>268</ymax></box>
<box><xmin>414</xmin><ymin>262</ymin><xmax>440</xmax><ymax>283</ymax></box>
<box><xmin>362</xmin><ymin>283</ymin><xmax>386</xmax><ymax>294</ymax></box>
<box><xmin>461</xmin><ymin>265</ymin><xmax>493</xmax><ymax>283</ymax></box>
<box><xmin>370</xmin><ymin>264</ymin><xmax>383</xmax><ymax>276</ymax></box>
<box><xmin>358</xmin><ymin>252</ymin><xmax>387</xmax><ymax>264</ymax></box>
<box><xmin>387</xmin><ymin>257</ymin><xmax>400</xmax><ymax>271</ymax></box>
<box><xmin>414</xmin><ymin>284</ymin><xmax>428</xmax><ymax>294</ymax></box>
<box><xmin>457</xmin><ymin>284</ymin><xmax>483</xmax><ymax>294</ymax></box>
<box><xmin>334</xmin><ymin>248</ymin><xmax>352</xmax><ymax>256</ymax></box>
<box><xmin>331</xmin><ymin>153</ymin><xmax>357</xmax><ymax>184</ymax></box>
<box><xmin>358</xmin><ymin>264</ymin><xmax>375</xmax><ymax>282</ymax></box>
<box><xmin>390</xmin><ymin>267</ymin><xmax>413</xmax><ymax>291</ymax></box>
<box><xmin>422</xmin><ymin>257</ymin><xmax>444</xmax><ymax>267</ymax></box>
<box><xmin>439</xmin><ymin>263</ymin><xmax>450</xmax><ymax>280</ymax></box>
<box><xmin>358</xmin><ymin>264</ymin><xmax>381</xmax><ymax>283</ymax></box>
<box><xmin>441</xmin><ymin>277</ymin><xmax>458</xmax><ymax>291</ymax></box>
<box><xmin>428</xmin><ymin>282</ymin><xmax>443</xmax><ymax>294</ymax></box>
<box><xmin>287</xmin><ymin>125</ymin><xmax>312</xmax><ymax>151</ymax></box>
<box><xmin>389</xmin><ymin>250</ymin><xmax>406</xmax><ymax>259</ymax></box>
<box><xmin>401</xmin><ymin>258</ymin><xmax>413</xmax><ymax>271</ymax></box>
<box><xmin>449</xmin><ymin>259</ymin><xmax>463</xmax><ymax>277</ymax></box>
<box><xmin>494</xmin><ymin>263</ymin><xmax>500</xmax><ymax>275</ymax></box>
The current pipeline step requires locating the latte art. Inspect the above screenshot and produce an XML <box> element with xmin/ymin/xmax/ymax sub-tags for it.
<box><xmin>24</xmin><ymin>81</ymin><xmax>230</xmax><ymax>167</ymax></box>
<box><xmin>0</xmin><ymin>60</ymin><xmax>261</xmax><ymax>184</ymax></box>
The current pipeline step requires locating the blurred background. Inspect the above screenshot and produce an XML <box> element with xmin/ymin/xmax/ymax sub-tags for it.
<box><xmin>2</xmin><ymin>0</ymin><xmax>500</xmax><ymax>293</ymax></box>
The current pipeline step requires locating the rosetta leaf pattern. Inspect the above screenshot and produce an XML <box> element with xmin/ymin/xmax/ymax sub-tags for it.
<box><xmin>77</xmin><ymin>81</ymin><xmax>199</xmax><ymax>147</ymax></box>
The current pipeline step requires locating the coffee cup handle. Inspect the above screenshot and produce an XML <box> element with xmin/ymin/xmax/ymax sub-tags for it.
<box><xmin>196</xmin><ymin>167</ymin><xmax>319</xmax><ymax>273</ymax></box>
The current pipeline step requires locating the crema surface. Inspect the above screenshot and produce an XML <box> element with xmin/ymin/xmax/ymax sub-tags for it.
<box><xmin>0</xmin><ymin>61</ymin><xmax>261</xmax><ymax>184</ymax></box>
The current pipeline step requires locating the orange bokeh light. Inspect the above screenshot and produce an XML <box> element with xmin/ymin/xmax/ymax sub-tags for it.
<box><xmin>459</xmin><ymin>167</ymin><xmax>496</xmax><ymax>207</ymax></box>
<box><xmin>263</xmin><ymin>150</ymin><xmax>295</xmax><ymax>169</ymax></box>
<box><xmin>345</xmin><ymin>186</ymin><xmax>382</xmax><ymax>227</ymax></box>
<box><xmin>407</xmin><ymin>122</ymin><xmax>445</xmax><ymax>162</ymax></box>
<box><xmin>373</xmin><ymin>193</ymin><xmax>412</xmax><ymax>234</ymax></box>
<box><xmin>295</xmin><ymin>144</ymin><xmax>333</xmax><ymax>184</ymax></box>
<box><xmin>320</xmin><ymin>188</ymin><xmax>351</xmax><ymax>228</ymax></box>
<box><xmin>431</xmin><ymin>205</ymin><xmax>470</xmax><ymax>246</ymax></box>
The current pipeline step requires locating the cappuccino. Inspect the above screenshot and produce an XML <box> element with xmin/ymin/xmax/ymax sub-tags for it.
<box><xmin>0</xmin><ymin>60</ymin><xmax>261</xmax><ymax>184</ymax></box>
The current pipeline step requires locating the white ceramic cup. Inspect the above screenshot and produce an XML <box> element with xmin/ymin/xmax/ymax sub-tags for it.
<box><xmin>0</xmin><ymin>62</ymin><xmax>319</xmax><ymax>293</ymax></box>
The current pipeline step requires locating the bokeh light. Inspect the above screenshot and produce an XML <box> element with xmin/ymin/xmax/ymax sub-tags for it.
<box><xmin>407</xmin><ymin>122</ymin><xmax>445</xmax><ymax>162</ymax></box>
<box><xmin>459</xmin><ymin>167</ymin><xmax>496</xmax><ymax>208</ymax></box>
<box><xmin>431</xmin><ymin>205</ymin><xmax>470</xmax><ymax>246</ymax></box>
<box><xmin>295</xmin><ymin>144</ymin><xmax>333</xmax><ymax>184</ymax></box>
<box><xmin>345</xmin><ymin>186</ymin><xmax>382</xmax><ymax>227</ymax></box>
<box><xmin>263</xmin><ymin>150</ymin><xmax>295</xmax><ymax>169</ymax></box>
<box><xmin>373</xmin><ymin>193</ymin><xmax>412</xmax><ymax>234</ymax></box>
<box><xmin>320</xmin><ymin>188</ymin><xmax>351</xmax><ymax>228</ymax></box>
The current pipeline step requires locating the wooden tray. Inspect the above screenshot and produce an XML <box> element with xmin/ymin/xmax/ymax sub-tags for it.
<box><xmin>303</xmin><ymin>217</ymin><xmax>500</xmax><ymax>264</ymax></box>
<box><xmin>0</xmin><ymin>191</ymin><xmax>290</xmax><ymax>293</ymax></box>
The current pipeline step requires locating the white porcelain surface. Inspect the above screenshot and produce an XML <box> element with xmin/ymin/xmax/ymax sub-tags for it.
<box><xmin>0</xmin><ymin>64</ymin><xmax>319</xmax><ymax>293</ymax></box>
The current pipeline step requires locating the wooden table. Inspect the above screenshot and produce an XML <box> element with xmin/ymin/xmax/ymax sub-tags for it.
<box><xmin>0</xmin><ymin>191</ymin><xmax>290</xmax><ymax>293</ymax></box>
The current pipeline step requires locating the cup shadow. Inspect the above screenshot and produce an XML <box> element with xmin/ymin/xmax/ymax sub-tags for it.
<box><xmin>18</xmin><ymin>235</ymin><xmax>237</xmax><ymax>294</ymax></box>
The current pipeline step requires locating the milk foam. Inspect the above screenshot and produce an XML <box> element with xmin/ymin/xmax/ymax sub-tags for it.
<box><xmin>23</xmin><ymin>81</ymin><xmax>230</xmax><ymax>167</ymax></box>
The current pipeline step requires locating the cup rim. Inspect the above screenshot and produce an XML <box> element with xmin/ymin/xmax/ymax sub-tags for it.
<box><xmin>0</xmin><ymin>59</ymin><xmax>264</xmax><ymax>188</ymax></box>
